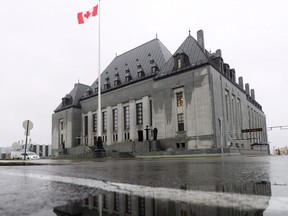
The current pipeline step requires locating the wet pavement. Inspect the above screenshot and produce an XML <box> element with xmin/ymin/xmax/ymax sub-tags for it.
<box><xmin>0</xmin><ymin>156</ymin><xmax>287</xmax><ymax>215</ymax></box>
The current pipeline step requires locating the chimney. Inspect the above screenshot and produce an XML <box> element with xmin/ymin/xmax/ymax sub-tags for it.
<box><xmin>245</xmin><ymin>83</ymin><xmax>250</xmax><ymax>95</ymax></box>
<box><xmin>230</xmin><ymin>69</ymin><xmax>236</xmax><ymax>83</ymax></box>
<box><xmin>251</xmin><ymin>89</ymin><xmax>255</xmax><ymax>99</ymax></box>
<box><xmin>216</xmin><ymin>49</ymin><xmax>222</xmax><ymax>58</ymax></box>
<box><xmin>238</xmin><ymin>77</ymin><xmax>244</xmax><ymax>89</ymax></box>
<box><xmin>197</xmin><ymin>30</ymin><xmax>205</xmax><ymax>50</ymax></box>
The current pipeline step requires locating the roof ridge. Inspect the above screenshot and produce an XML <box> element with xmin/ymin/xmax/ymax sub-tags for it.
<box><xmin>114</xmin><ymin>38</ymin><xmax>160</xmax><ymax>59</ymax></box>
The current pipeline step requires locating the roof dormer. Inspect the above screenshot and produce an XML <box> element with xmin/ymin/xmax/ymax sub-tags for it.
<box><xmin>125</xmin><ymin>63</ymin><xmax>132</xmax><ymax>82</ymax></box>
<box><xmin>173</xmin><ymin>52</ymin><xmax>190</xmax><ymax>71</ymax></box>
<box><xmin>114</xmin><ymin>70</ymin><xmax>121</xmax><ymax>86</ymax></box>
<box><xmin>104</xmin><ymin>72</ymin><xmax>111</xmax><ymax>90</ymax></box>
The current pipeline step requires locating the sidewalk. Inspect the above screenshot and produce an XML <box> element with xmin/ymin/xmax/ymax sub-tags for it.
<box><xmin>0</xmin><ymin>159</ymin><xmax>74</xmax><ymax>166</ymax></box>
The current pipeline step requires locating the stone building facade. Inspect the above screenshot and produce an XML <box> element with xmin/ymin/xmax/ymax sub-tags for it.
<box><xmin>52</xmin><ymin>30</ymin><xmax>268</xmax><ymax>157</ymax></box>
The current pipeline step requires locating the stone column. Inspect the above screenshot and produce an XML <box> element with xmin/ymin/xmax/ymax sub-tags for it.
<box><xmin>117</xmin><ymin>103</ymin><xmax>123</xmax><ymax>142</ymax></box>
<box><xmin>42</xmin><ymin>144</ymin><xmax>46</xmax><ymax>157</ymax></box>
<box><xmin>88</xmin><ymin>111</ymin><xmax>93</xmax><ymax>146</ymax></box>
<box><xmin>81</xmin><ymin>113</ymin><xmax>86</xmax><ymax>145</ymax></box>
<box><xmin>142</xmin><ymin>96</ymin><xmax>150</xmax><ymax>127</ymax></box>
<box><xmin>129</xmin><ymin>100</ymin><xmax>136</xmax><ymax>141</ymax></box>
<box><xmin>106</xmin><ymin>106</ymin><xmax>112</xmax><ymax>145</ymax></box>
<box><xmin>36</xmin><ymin>145</ymin><xmax>40</xmax><ymax>156</ymax></box>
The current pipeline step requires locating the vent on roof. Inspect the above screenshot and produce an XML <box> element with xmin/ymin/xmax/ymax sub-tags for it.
<box><xmin>85</xmin><ymin>88</ymin><xmax>93</xmax><ymax>96</ymax></box>
<box><xmin>125</xmin><ymin>67</ymin><xmax>132</xmax><ymax>82</ymax></box>
<box><xmin>104</xmin><ymin>72</ymin><xmax>111</xmax><ymax>90</ymax></box>
<box><xmin>150</xmin><ymin>57</ymin><xmax>158</xmax><ymax>74</ymax></box>
<box><xmin>114</xmin><ymin>71</ymin><xmax>121</xmax><ymax>86</ymax></box>
<box><xmin>95</xmin><ymin>81</ymin><xmax>99</xmax><ymax>93</ymax></box>
<box><xmin>137</xmin><ymin>62</ymin><xmax>145</xmax><ymax>78</ymax></box>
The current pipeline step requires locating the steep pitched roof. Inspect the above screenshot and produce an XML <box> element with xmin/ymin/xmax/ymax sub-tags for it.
<box><xmin>156</xmin><ymin>35</ymin><xmax>210</xmax><ymax>78</ymax></box>
<box><xmin>54</xmin><ymin>83</ymin><xmax>90</xmax><ymax>113</ymax></box>
<box><xmin>89</xmin><ymin>38</ymin><xmax>172</xmax><ymax>93</ymax></box>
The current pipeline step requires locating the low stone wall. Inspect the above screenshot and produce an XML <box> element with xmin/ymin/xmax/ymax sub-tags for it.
<box><xmin>240</xmin><ymin>149</ymin><xmax>270</xmax><ymax>156</ymax></box>
<box><xmin>104</xmin><ymin>141</ymin><xmax>150</xmax><ymax>153</ymax></box>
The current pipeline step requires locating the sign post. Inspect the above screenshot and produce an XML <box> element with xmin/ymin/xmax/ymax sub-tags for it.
<box><xmin>22</xmin><ymin>120</ymin><xmax>33</xmax><ymax>161</ymax></box>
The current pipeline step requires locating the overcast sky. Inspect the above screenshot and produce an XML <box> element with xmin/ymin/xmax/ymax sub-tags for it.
<box><xmin>0</xmin><ymin>0</ymin><xmax>287</xmax><ymax>150</ymax></box>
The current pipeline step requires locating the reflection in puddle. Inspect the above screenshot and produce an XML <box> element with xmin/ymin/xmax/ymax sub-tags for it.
<box><xmin>54</xmin><ymin>181</ymin><xmax>271</xmax><ymax>216</ymax></box>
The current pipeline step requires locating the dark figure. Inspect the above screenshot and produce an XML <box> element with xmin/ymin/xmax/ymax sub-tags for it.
<box><xmin>62</xmin><ymin>141</ymin><xmax>65</xmax><ymax>149</ymax></box>
<box><xmin>145</xmin><ymin>125</ymin><xmax>150</xmax><ymax>140</ymax></box>
<box><xmin>153</xmin><ymin>127</ymin><xmax>158</xmax><ymax>140</ymax></box>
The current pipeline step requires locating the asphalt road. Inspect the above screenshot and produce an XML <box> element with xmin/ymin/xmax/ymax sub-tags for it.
<box><xmin>0</xmin><ymin>156</ymin><xmax>287</xmax><ymax>216</ymax></box>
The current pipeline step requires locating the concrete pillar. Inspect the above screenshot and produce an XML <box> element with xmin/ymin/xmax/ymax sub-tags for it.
<box><xmin>142</xmin><ymin>96</ymin><xmax>150</xmax><ymax>127</ymax></box>
<box><xmin>130</xmin><ymin>100</ymin><xmax>136</xmax><ymax>141</ymax></box>
<box><xmin>106</xmin><ymin>106</ymin><xmax>112</xmax><ymax>145</ymax></box>
<box><xmin>117</xmin><ymin>103</ymin><xmax>124</xmax><ymax>142</ymax></box>
<box><xmin>88</xmin><ymin>111</ymin><xmax>93</xmax><ymax>146</ymax></box>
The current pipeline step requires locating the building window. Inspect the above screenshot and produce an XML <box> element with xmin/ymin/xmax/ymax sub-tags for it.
<box><xmin>124</xmin><ymin>132</ymin><xmax>130</xmax><ymax>140</ymax></box>
<box><xmin>225</xmin><ymin>90</ymin><xmax>229</xmax><ymax>121</ymax></box>
<box><xmin>176</xmin><ymin>92</ymin><xmax>183</xmax><ymax>107</ymax></box>
<box><xmin>93</xmin><ymin>113</ymin><xmax>97</xmax><ymax>132</ymax></box>
<box><xmin>138</xmin><ymin>197</ymin><xmax>145</xmax><ymax>216</ymax></box>
<box><xmin>93</xmin><ymin>196</ymin><xmax>98</xmax><ymax>208</ymax></box>
<box><xmin>114</xmin><ymin>79</ymin><xmax>121</xmax><ymax>86</ymax></box>
<box><xmin>114</xmin><ymin>192</ymin><xmax>120</xmax><ymax>212</ymax></box>
<box><xmin>125</xmin><ymin>75</ymin><xmax>132</xmax><ymax>82</ymax></box>
<box><xmin>125</xmin><ymin>68</ymin><xmax>132</xmax><ymax>82</ymax></box>
<box><xmin>124</xmin><ymin>106</ymin><xmax>130</xmax><ymax>130</ymax></box>
<box><xmin>181</xmin><ymin>210</ymin><xmax>188</xmax><ymax>216</ymax></box>
<box><xmin>151</xmin><ymin>66</ymin><xmax>158</xmax><ymax>74</ymax></box>
<box><xmin>84</xmin><ymin>197</ymin><xmax>89</xmax><ymax>206</ymax></box>
<box><xmin>177</xmin><ymin>114</ymin><xmax>184</xmax><ymax>131</ymax></box>
<box><xmin>103</xmin><ymin>194</ymin><xmax>108</xmax><ymax>209</ymax></box>
<box><xmin>125</xmin><ymin>194</ymin><xmax>132</xmax><ymax>214</ymax></box>
<box><xmin>104</xmin><ymin>83</ymin><xmax>110</xmax><ymax>90</ymax></box>
<box><xmin>177</xmin><ymin>58</ymin><xmax>181</xmax><ymax>69</ymax></box>
<box><xmin>113</xmin><ymin>133</ymin><xmax>118</xmax><ymax>142</ymax></box>
<box><xmin>60</xmin><ymin>120</ymin><xmax>64</xmax><ymax>130</ymax></box>
<box><xmin>136</xmin><ymin>102</ymin><xmax>143</xmax><ymax>125</ymax></box>
<box><xmin>112</xmin><ymin>109</ymin><xmax>118</xmax><ymax>132</ymax></box>
<box><xmin>84</xmin><ymin>116</ymin><xmax>88</xmax><ymax>136</ymax></box>
<box><xmin>102</xmin><ymin>112</ymin><xmax>107</xmax><ymax>132</ymax></box>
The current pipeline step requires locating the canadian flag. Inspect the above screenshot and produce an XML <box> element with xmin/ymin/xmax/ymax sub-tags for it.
<box><xmin>77</xmin><ymin>5</ymin><xmax>98</xmax><ymax>24</ymax></box>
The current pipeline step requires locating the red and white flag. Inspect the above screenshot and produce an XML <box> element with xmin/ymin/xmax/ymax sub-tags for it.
<box><xmin>77</xmin><ymin>5</ymin><xmax>98</xmax><ymax>24</ymax></box>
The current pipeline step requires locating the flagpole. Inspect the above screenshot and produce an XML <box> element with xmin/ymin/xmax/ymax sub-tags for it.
<box><xmin>96</xmin><ymin>0</ymin><xmax>104</xmax><ymax>154</ymax></box>
<box><xmin>97</xmin><ymin>0</ymin><xmax>101</xmax><ymax>139</ymax></box>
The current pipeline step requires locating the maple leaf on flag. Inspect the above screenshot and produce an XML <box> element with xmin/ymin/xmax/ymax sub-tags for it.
<box><xmin>77</xmin><ymin>5</ymin><xmax>98</xmax><ymax>24</ymax></box>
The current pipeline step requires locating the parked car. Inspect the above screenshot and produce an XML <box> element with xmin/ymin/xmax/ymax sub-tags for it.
<box><xmin>14</xmin><ymin>152</ymin><xmax>40</xmax><ymax>160</ymax></box>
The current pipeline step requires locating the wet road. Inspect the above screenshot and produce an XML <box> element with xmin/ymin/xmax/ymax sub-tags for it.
<box><xmin>0</xmin><ymin>156</ymin><xmax>287</xmax><ymax>215</ymax></box>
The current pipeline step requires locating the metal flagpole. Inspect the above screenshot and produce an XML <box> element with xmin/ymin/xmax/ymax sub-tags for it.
<box><xmin>95</xmin><ymin>0</ymin><xmax>105</xmax><ymax>155</ymax></box>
